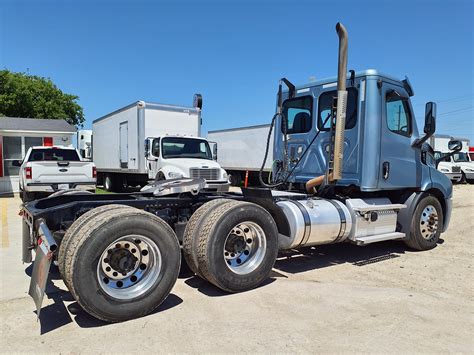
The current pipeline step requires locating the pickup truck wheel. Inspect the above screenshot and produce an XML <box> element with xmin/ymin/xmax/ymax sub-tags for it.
<box><xmin>58</xmin><ymin>204</ymin><xmax>132</xmax><ymax>286</ymax></box>
<box><xmin>404</xmin><ymin>194</ymin><xmax>443</xmax><ymax>251</ymax></box>
<box><xmin>182</xmin><ymin>199</ymin><xmax>237</xmax><ymax>276</ymax></box>
<box><xmin>64</xmin><ymin>208</ymin><xmax>181</xmax><ymax>322</ymax></box>
<box><xmin>22</xmin><ymin>191</ymin><xmax>35</xmax><ymax>202</ymax></box>
<box><xmin>196</xmin><ymin>201</ymin><xmax>278</xmax><ymax>293</ymax></box>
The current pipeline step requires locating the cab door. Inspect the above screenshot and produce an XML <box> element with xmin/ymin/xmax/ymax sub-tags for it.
<box><xmin>378</xmin><ymin>82</ymin><xmax>419</xmax><ymax>189</ymax></box>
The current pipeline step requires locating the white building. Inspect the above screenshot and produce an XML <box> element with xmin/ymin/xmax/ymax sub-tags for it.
<box><xmin>0</xmin><ymin>117</ymin><xmax>76</xmax><ymax>193</ymax></box>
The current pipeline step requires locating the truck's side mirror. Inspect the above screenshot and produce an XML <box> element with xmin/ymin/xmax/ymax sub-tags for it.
<box><xmin>413</xmin><ymin>101</ymin><xmax>437</xmax><ymax>148</ymax></box>
<box><xmin>144</xmin><ymin>139</ymin><xmax>150</xmax><ymax>158</ymax></box>
<box><xmin>424</xmin><ymin>102</ymin><xmax>436</xmax><ymax>135</ymax></box>
<box><xmin>212</xmin><ymin>144</ymin><xmax>218</xmax><ymax>161</ymax></box>
<box><xmin>12</xmin><ymin>160</ymin><xmax>21</xmax><ymax>167</ymax></box>
<box><xmin>448</xmin><ymin>139</ymin><xmax>462</xmax><ymax>152</ymax></box>
<box><xmin>434</xmin><ymin>139</ymin><xmax>462</xmax><ymax>168</ymax></box>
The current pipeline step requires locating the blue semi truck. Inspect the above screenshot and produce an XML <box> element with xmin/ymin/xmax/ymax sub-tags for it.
<box><xmin>21</xmin><ymin>23</ymin><xmax>461</xmax><ymax>322</ymax></box>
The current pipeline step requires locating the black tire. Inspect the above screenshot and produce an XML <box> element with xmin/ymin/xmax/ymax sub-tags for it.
<box><xmin>196</xmin><ymin>201</ymin><xmax>279</xmax><ymax>293</ymax></box>
<box><xmin>182</xmin><ymin>199</ymin><xmax>238</xmax><ymax>276</ymax></box>
<box><xmin>22</xmin><ymin>191</ymin><xmax>35</xmax><ymax>202</ymax></box>
<box><xmin>63</xmin><ymin>208</ymin><xmax>181</xmax><ymax>322</ymax></box>
<box><xmin>155</xmin><ymin>172</ymin><xmax>166</xmax><ymax>182</ymax></box>
<box><xmin>104</xmin><ymin>174</ymin><xmax>115</xmax><ymax>192</ymax></box>
<box><xmin>404</xmin><ymin>194</ymin><xmax>444</xmax><ymax>251</ymax></box>
<box><xmin>228</xmin><ymin>172</ymin><xmax>241</xmax><ymax>186</ymax></box>
<box><xmin>58</xmin><ymin>204</ymin><xmax>132</xmax><ymax>286</ymax></box>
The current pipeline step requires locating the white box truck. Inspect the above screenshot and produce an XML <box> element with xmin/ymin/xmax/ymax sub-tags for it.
<box><xmin>93</xmin><ymin>96</ymin><xmax>229</xmax><ymax>191</ymax></box>
<box><xmin>208</xmin><ymin>124</ymin><xmax>273</xmax><ymax>186</ymax></box>
<box><xmin>430</xmin><ymin>135</ymin><xmax>473</xmax><ymax>183</ymax></box>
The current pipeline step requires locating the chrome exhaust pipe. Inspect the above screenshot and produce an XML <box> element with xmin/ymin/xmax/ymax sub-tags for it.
<box><xmin>332</xmin><ymin>22</ymin><xmax>348</xmax><ymax>180</ymax></box>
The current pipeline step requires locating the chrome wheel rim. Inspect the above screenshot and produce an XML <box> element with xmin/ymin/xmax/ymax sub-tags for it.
<box><xmin>97</xmin><ymin>235</ymin><xmax>162</xmax><ymax>299</ymax></box>
<box><xmin>223</xmin><ymin>221</ymin><xmax>266</xmax><ymax>275</ymax></box>
<box><xmin>419</xmin><ymin>205</ymin><xmax>439</xmax><ymax>240</ymax></box>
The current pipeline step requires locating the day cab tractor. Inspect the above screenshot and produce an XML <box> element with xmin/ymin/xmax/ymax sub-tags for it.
<box><xmin>21</xmin><ymin>23</ymin><xmax>461</xmax><ymax>323</ymax></box>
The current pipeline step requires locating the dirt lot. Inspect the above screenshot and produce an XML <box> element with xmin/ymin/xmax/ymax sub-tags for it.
<box><xmin>0</xmin><ymin>185</ymin><xmax>473</xmax><ymax>353</ymax></box>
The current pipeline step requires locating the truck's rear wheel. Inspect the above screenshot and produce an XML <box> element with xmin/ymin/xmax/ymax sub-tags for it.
<box><xmin>196</xmin><ymin>201</ymin><xmax>278</xmax><ymax>292</ymax></box>
<box><xmin>104</xmin><ymin>174</ymin><xmax>115</xmax><ymax>192</ymax></box>
<box><xmin>63</xmin><ymin>208</ymin><xmax>181</xmax><ymax>322</ymax></box>
<box><xmin>58</xmin><ymin>204</ymin><xmax>131</xmax><ymax>287</ymax></box>
<box><xmin>182</xmin><ymin>199</ymin><xmax>237</xmax><ymax>276</ymax></box>
<box><xmin>404</xmin><ymin>194</ymin><xmax>443</xmax><ymax>251</ymax></box>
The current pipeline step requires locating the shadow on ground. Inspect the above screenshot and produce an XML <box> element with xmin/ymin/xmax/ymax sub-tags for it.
<box><xmin>25</xmin><ymin>264</ymin><xmax>183</xmax><ymax>334</ymax></box>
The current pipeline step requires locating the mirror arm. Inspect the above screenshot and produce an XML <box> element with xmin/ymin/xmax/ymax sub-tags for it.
<box><xmin>412</xmin><ymin>132</ymin><xmax>433</xmax><ymax>148</ymax></box>
<box><xmin>435</xmin><ymin>151</ymin><xmax>455</xmax><ymax>169</ymax></box>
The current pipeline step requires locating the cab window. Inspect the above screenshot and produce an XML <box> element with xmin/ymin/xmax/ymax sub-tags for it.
<box><xmin>281</xmin><ymin>96</ymin><xmax>312</xmax><ymax>134</ymax></box>
<box><xmin>317</xmin><ymin>88</ymin><xmax>358</xmax><ymax>131</ymax></box>
<box><xmin>386</xmin><ymin>94</ymin><xmax>412</xmax><ymax>136</ymax></box>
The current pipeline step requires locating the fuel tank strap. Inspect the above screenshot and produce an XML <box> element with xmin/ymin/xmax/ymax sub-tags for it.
<box><xmin>287</xmin><ymin>200</ymin><xmax>311</xmax><ymax>247</ymax></box>
<box><xmin>327</xmin><ymin>199</ymin><xmax>347</xmax><ymax>243</ymax></box>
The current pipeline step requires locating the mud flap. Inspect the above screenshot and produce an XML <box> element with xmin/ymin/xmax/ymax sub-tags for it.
<box><xmin>28</xmin><ymin>222</ymin><xmax>57</xmax><ymax>319</ymax></box>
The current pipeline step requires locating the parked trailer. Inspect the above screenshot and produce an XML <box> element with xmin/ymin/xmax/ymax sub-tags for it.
<box><xmin>207</xmin><ymin>124</ymin><xmax>274</xmax><ymax>186</ymax></box>
<box><xmin>93</xmin><ymin>97</ymin><xmax>229</xmax><ymax>192</ymax></box>
<box><xmin>22</xmin><ymin>23</ymin><xmax>461</xmax><ymax>323</ymax></box>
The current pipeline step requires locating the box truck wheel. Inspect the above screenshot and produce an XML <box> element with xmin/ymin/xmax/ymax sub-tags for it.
<box><xmin>182</xmin><ymin>199</ymin><xmax>238</xmax><ymax>277</ymax></box>
<box><xmin>404</xmin><ymin>194</ymin><xmax>443</xmax><ymax>251</ymax></box>
<box><xmin>196</xmin><ymin>201</ymin><xmax>279</xmax><ymax>293</ymax></box>
<box><xmin>104</xmin><ymin>174</ymin><xmax>115</xmax><ymax>192</ymax></box>
<box><xmin>63</xmin><ymin>208</ymin><xmax>181</xmax><ymax>322</ymax></box>
<box><xmin>228</xmin><ymin>172</ymin><xmax>241</xmax><ymax>186</ymax></box>
<box><xmin>58</xmin><ymin>204</ymin><xmax>132</xmax><ymax>287</ymax></box>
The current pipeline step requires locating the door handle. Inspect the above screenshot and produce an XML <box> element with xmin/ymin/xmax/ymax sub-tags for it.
<box><xmin>383</xmin><ymin>161</ymin><xmax>390</xmax><ymax>180</ymax></box>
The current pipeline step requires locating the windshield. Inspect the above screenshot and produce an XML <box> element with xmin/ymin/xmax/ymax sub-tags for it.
<box><xmin>28</xmin><ymin>148</ymin><xmax>80</xmax><ymax>162</ymax></box>
<box><xmin>162</xmin><ymin>137</ymin><xmax>212</xmax><ymax>160</ymax></box>
<box><xmin>453</xmin><ymin>152</ymin><xmax>470</xmax><ymax>162</ymax></box>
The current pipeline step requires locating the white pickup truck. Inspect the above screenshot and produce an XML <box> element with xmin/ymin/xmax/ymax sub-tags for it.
<box><xmin>14</xmin><ymin>146</ymin><xmax>96</xmax><ymax>202</ymax></box>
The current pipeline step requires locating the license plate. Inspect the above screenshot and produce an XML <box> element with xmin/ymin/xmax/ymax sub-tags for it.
<box><xmin>58</xmin><ymin>184</ymin><xmax>69</xmax><ymax>190</ymax></box>
<box><xmin>28</xmin><ymin>242</ymin><xmax>53</xmax><ymax>319</ymax></box>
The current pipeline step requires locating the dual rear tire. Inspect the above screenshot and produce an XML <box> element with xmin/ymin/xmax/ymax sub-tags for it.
<box><xmin>58</xmin><ymin>206</ymin><xmax>181</xmax><ymax>322</ymax></box>
<box><xmin>183</xmin><ymin>199</ymin><xmax>279</xmax><ymax>292</ymax></box>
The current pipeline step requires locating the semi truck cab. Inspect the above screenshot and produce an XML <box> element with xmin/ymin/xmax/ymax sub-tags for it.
<box><xmin>144</xmin><ymin>135</ymin><xmax>229</xmax><ymax>190</ymax></box>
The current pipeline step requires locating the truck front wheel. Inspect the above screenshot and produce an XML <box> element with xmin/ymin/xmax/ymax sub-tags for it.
<box><xmin>404</xmin><ymin>194</ymin><xmax>443</xmax><ymax>251</ymax></box>
<box><xmin>63</xmin><ymin>208</ymin><xmax>181</xmax><ymax>322</ymax></box>
<box><xmin>196</xmin><ymin>201</ymin><xmax>279</xmax><ymax>293</ymax></box>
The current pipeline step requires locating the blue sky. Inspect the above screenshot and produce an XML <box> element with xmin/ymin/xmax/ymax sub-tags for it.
<box><xmin>1</xmin><ymin>0</ymin><xmax>473</xmax><ymax>141</ymax></box>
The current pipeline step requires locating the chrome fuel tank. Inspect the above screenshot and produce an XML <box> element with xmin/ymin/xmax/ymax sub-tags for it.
<box><xmin>277</xmin><ymin>198</ymin><xmax>352</xmax><ymax>250</ymax></box>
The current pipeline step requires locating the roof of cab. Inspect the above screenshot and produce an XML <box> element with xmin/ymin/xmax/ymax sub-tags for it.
<box><xmin>292</xmin><ymin>69</ymin><xmax>404</xmax><ymax>91</ymax></box>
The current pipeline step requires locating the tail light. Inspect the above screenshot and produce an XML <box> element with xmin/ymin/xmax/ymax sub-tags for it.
<box><xmin>25</xmin><ymin>167</ymin><xmax>32</xmax><ymax>179</ymax></box>
<box><xmin>92</xmin><ymin>166</ymin><xmax>97</xmax><ymax>178</ymax></box>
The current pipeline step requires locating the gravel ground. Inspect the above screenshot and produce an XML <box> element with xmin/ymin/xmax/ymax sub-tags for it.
<box><xmin>0</xmin><ymin>185</ymin><xmax>473</xmax><ymax>353</ymax></box>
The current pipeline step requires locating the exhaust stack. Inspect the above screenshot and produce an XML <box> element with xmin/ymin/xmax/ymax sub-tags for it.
<box><xmin>332</xmin><ymin>22</ymin><xmax>348</xmax><ymax>180</ymax></box>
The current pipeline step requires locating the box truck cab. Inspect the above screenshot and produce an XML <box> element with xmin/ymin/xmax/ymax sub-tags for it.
<box><xmin>93</xmin><ymin>96</ymin><xmax>229</xmax><ymax>192</ymax></box>
<box><xmin>431</xmin><ymin>135</ymin><xmax>473</xmax><ymax>183</ymax></box>
<box><xmin>145</xmin><ymin>135</ymin><xmax>228</xmax><ymax>189</ymax></box>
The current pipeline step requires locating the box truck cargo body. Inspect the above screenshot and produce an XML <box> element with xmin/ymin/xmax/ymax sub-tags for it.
<box><xmin>93</xmin><ymin>100</ymin><xmax>228</xmax><ymax>191</ymax></box>
<box><xmin>208</xmin><ymin>124</ymin><xmax>273</xmax><ymax>186</ymax></box>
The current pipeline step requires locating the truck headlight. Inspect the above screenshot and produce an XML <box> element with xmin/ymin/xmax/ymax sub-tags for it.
<box><xmin>465</xmin><ymin>168</ymin><xmax>474</xmax><ymax>172</ymax></box>
<box><xmin>168</xmin><ymin>172</ymin><xmax>183</xmax><ymax>178</ymax></box>
<box><xmin>222</xmin><ymin>171</ymin><xmax>228</xmax><ymax>179</ymax></box>
<box><xmin>440</xmin><ymin>169</ymin><xmax>449</xmax><ymax>172</ymax></box>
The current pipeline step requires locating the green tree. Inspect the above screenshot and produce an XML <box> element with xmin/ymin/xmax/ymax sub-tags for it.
<box><xmin>0</xmin><ymin>69</ymin><xmax>84</xmax><ymax>126</ymax></box>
